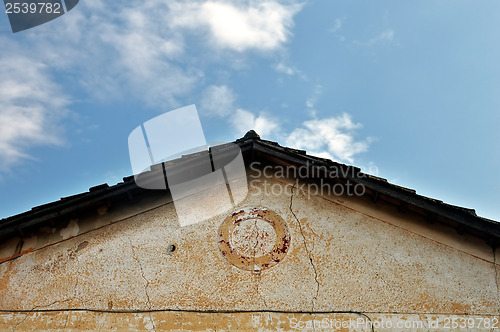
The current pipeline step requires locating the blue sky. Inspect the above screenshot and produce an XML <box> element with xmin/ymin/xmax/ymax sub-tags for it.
<box><xmin>1</xmin><ymin>0</ymin><xmax>499</xmax><ymax>221</ymax></box>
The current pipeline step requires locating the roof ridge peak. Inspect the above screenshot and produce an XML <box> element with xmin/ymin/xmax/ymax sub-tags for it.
<box><xmin>240</xmin><ymin>130</ymin><xmax>260</xmax><ymax>141</ymax></box>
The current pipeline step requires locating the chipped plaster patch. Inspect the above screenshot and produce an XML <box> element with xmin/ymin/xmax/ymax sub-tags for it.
<box><xmin>60</xmin><ymin>219</ymin><xmax>79</xmax><ymax>240</ymax></box>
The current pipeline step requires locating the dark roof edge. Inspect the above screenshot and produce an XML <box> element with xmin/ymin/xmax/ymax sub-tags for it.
<box><xmin>252</xmin><ymin>139</ymin><xmax>500</xmax><ymax>242</ymax></box>
<box><xmin>1</xmin><ymin>131</ymin><xmax>498</xmax><ymax>244</ymax></box>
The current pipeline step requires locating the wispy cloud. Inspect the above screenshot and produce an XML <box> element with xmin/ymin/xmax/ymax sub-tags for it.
<box><xmin>0</xmin><ymin>0</ymin><xmax>303</xmax><ymax>170</ymax></box>
<box><xmin>329</xmin><ymin>17</ymin><xmax>345</xmax><ymax>42</ymax></box>
<box><xmin>0</xmin><ymin>54</ymin><xmax>69</xmax><ymax>171</ymax></box>
<box><xmin>198</xmin><ymin>84</ymin><xmax>370</xmax><ymax>163</ymax></box>
<box><xmin>329</xmin><ymin>18</ymin><xmax>342</xmax><ymax>33</ymax></box>
<box><xmin>22</xmin><ymin>0</ymin><xmax>201</xmax><ymax>109</ymax></box>
<box><xmin>199</xmin><ymin>85</ymin><xmax>279</xmax><ymax>137</ymax></box>
<box><xmin>353</xmin><ymin>29</ymin><xmax>395</xmax><ymax>47</ymax></box>
<box><xmin>305</xmin><ymin>84</ymin><xmax>323</xmax><ymax>117</ymax></box>
<box><xmin>274</xmin><ymin>62</ymin><xmax>298</xmax><ymax>75</ymax></box>
<box><xmin>273</xmin><ymin>60</ymin><xmax>307</xmax><ymax>79</ymax></box>
<box><xmin>100</xmin><ymin>9</ymin><xmax>197</xmax><ymax>107</ymax></box>
<box><xmin>200</xmin><ymin>84</ymin><xmax>371</xmax><ymax>163</ymax></box>
<box><xmin>14</xmin><ymin>0</ymin><xmax>303</xmax><ymax>109</ymax></box>
<box><xmin>285</xmin><ymin>113</ymin><xmax>370</xmax><ymax>163</ymax></box>
<box><xmin>200</xmin><ymin>85</ymin><xmax>236</xmax><ymax>117</ymax></box>
<box><xmin>367</xmin><ymin>29</ymin><xmax>394</xmax><ymax>45</ymax></box>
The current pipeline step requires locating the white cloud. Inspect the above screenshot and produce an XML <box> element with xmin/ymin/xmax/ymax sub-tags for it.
<box><xmin>170</xmin><ymin>1</ymin><xmax>302</xmax><ymax>52</ymax></box>
<box><xmin>285</xmin><ymin>113</ymin><xmax>369</xmax><ymax>163</ymax></box>
<box><xmin>0</xmin><ymin>56</ymin><xmax>69</xmax><ymax>170</ymax></box>
<box><xmin>200</xmin><ymin>85</ymin><xmax>236</xmax><ymax>117</ymax></box>
<box><xmin>230</xmin><ymin>109</ymin><xmax>279</xmax><ymax>137</ymax></box>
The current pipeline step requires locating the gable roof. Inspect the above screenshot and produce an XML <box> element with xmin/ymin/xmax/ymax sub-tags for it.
<box><xmin>1</xmin><ymin>130</ymin><xmax>499</xmax><ymax>245</ymax></box>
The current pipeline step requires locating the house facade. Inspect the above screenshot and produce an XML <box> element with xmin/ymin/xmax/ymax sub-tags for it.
<box><xmin>1</xmin><ymin>132</ymin><xmax>499</xmax><ymax>331</ymax></box>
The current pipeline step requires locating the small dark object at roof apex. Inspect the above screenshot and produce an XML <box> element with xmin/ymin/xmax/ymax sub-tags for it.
<box><xmin>241</xmin><ymin>130</ymin><xmax>260</xmax><ymax>141</ymax></box>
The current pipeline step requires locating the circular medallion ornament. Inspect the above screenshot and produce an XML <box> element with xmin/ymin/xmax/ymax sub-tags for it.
<box><xmin>218</xmin><ymin>207</ymin><xmax>290</xmax><ymax>273</ymax></box>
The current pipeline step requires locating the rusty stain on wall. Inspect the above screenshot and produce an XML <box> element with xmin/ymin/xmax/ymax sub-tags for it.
<box><xmin>219</xmin><ymin>207</ymin><xmax>290</xmax><ymax>273</ymax></box>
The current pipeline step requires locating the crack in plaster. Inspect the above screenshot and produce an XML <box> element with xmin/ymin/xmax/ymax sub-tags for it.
<box><xmin>72</xmin><ymin>276</ymin><xmax>79</xmax><ymax>305</ymax></box>
<box><xmin>254</xmin><ymin>274</ymin><xmax>272</xmax><ymax>328</ymax></box>
<box><xmin>11</xmin><ymin>270</ymin><xmax>79</xmax><ymax>331</ymax></box>
<box><xmin>12</xmin><ymin>298</ymin><xmax>72</xmax><ymax>332</ymax></box>
<box><xmin>252</xmin><ymin>219</ymin><xmax>259</xmax><ymax>272</ymax></box>
<box><xmin>62</xmin><ymin>276</ymin><xmax>79</xmax><ymax>331</ymax></box>
<box><xmin>127</xmin><ymin>237</ymin><xmax>156</xmax><ymax>332</ymax></box>
<box><xmin>12</xmin><ymin>275</ymin><xmax>79</xmax><ymax>331</ymax></box>
<box><xmin>319</xmin><ymin>194</ymin><xmax>494</xmax><ymax>264</ymax></box>
<box><xmin>0</xmin><ymin>203</ymin><xmax>172</xmax><ymax>267</ymax></box>
<box><xmin>357</xmin><ymin>312</ymin><xmax>375</xmax><ymax>332</ymax></box>
<box><xmin>97</xmin><ymin>313</ymin><xmax>107</xmax><ymax>332</ymax></box>
<box><xmin>251</xmin><ymin>214</ymin><xmax>273</xmax><ymax>326</ymax></box>
<box><xmin>6</xmin><ymin>309</ymin><xmax>499</xmax><ymax>315</ymax></box>
<box><xmin>62</xmin><ymin>311</ymin><xmax>71</xmax><ymax>331</ymax></box>
<box><xmin>290</xmin><ymin>184</ymin><xmax>320</xmax><ymax>313</ymax></box>
<box><xmin>212</xmin><ymin>313</ymin><xmax>217</xmax><ymax>332</ymax></box>
<box><xmin>494</xmin><ymin>247</ymin><xmax>500</xmax><ymax>307</ymax></box>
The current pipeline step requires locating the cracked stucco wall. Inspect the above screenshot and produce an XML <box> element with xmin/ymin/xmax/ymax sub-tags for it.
<box><xmin>0</xmin><ymin>168</ymin><xmax>499</xmax><ymax>331</ymax></box>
